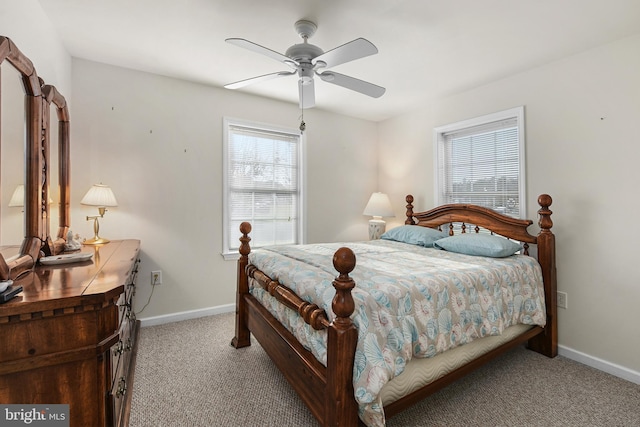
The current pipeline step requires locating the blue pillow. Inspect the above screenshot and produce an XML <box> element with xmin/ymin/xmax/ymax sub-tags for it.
<box><xmin>433</xmin><ymin>234</ymin><xmax>521</xmax><ymax>258</ymax></box>
<box><xmin>381</xmin><ymin>225</ymin><xmax>448</xmax><ymax>247</ymax></box>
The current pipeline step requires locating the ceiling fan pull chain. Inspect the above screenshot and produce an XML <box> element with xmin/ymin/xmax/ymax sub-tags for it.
<box><xmin>299</xmin><ymin>89</ymin><xmax>306</xmax><ymax>133</ymax></box>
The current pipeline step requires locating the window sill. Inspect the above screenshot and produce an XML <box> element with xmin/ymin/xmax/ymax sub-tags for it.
<box><xmin>221</xmin><ymin>252</ymin><xmax>240</xmax><ymax>261</ymax></box>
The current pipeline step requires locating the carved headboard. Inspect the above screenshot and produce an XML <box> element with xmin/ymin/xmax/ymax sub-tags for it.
<box><xmin>0</xmin><ymin>36</ymin><xmax>71</xmax><ymax>280</ymax></box>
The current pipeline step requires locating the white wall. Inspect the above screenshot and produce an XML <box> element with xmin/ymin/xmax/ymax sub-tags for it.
<box><xmin>377</xmin><ymin>107</ymin><xmax>437</xmax><ymax>226</ymax></box>
<box><xmin>379</xmin><ymin>34</ymin><xmax>640</xmax><ymax>375</ymax></box>
<box><xmin>70</xmin><ymin>59</ymin><xmax>378</xmax><ymax>319</ymax></box>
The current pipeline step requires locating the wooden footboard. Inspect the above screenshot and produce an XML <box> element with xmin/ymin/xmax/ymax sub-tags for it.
<box><xmin>231</xmin><ymin>222</ymin><xmax>359</xmax><ymax>426</ymax></box>
<box><xmin>232</xmin><ymin>194</ymin><xmax>557</xmax><ymax>426</ymax></box>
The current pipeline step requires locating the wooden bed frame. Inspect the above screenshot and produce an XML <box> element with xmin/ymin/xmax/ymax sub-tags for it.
<box><xmin>232</xmin><ymin>194</ymin><xmax>557</xmax><ymax>426</ymax></box>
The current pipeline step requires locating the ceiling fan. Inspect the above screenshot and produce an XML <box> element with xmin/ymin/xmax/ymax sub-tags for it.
<box><xmin>224</xmin><ymin>20</ymin><xmax>385</xmax><ymax>109</ymax></box>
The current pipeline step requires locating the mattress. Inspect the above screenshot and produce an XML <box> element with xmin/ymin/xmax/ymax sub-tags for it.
<box><xmin>379</xmin><ymin>323</ymin><xmax>532</xmax><ymax>405</ymax></box>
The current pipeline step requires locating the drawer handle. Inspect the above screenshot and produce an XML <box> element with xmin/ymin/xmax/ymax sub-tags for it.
<box><xmin>113</xmin><ymin>340</ymin><xmax>124</xmax><ymax>356</ymax></box>
<box><xmin>115</xmin><ymin>378</ymin><xmax>127</xmax><ymax>398</ymax></box>
<box><xmin>125</xmin><ymin>338</ymin><xmax>132</xmax><ymax>352</ymax></box>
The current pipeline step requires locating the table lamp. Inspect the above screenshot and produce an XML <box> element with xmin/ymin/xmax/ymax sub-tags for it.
<box><xmin>81</xmin><ymin>184</ymin><xmax>118</xmax><ymax>245</ymax></box>
<box><xmin>363</xmin><ymin>192</ymin><xmax>394</xmax><ymax>240</ymax></box>
<box><xmin>8</xmin><ymin>185</ymin><xmax>25</xmax><ymax>208</ymax></box>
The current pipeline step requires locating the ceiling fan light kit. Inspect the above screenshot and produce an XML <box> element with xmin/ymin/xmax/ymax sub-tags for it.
<box><xmin>224</xmin><ymin>19</ymin><xmax>385</xmax><ymax>110</ymax></box>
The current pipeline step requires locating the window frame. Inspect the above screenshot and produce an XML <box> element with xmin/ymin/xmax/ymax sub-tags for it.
<box><xmin>433</xmin><ymin>106</ymin><xmax>526</xmax><ymax>218</ymax></box>
<box><xmin>222</xmin><ymin>117</ymin><xmax>305</xmax><ymax>260</ymax></box>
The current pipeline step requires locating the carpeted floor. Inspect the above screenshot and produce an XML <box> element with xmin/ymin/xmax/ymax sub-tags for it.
<box><xmin>129</xmin><ymin>313</ymin><xmax>640</xmax><ymax>426</ymax></box>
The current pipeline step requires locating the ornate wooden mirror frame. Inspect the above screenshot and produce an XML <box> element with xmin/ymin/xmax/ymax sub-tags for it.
<box><xmin>0</xmin><ymin>36</ymin><xmax>70</xmax><ymax>280</ymax></box>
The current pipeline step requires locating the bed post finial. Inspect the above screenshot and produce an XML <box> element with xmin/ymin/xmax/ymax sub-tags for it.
<box><xmin>327</xmin><ymin>247</ymin><xmax>359</xmax><ymax>425</ymax></box>
<box><xmin>537</xmin><ymin>194</ymin><xmax>553</xmax><ymax>232</ymax></box>
<box><xmin>232</xmin><ymin>222</ymin><xmax>252</xmax><ymax>349</ymax></box>
<box><xmin>332</xmin><ymin>248</ymin><xmax>356</xmax><ymax>319</ymax></box>
<box><xmin>405</xmin><ymin>194</ymin><xmax>415</xmax><ymax>225</ymax></box>
<box><xmin>239</xmin><ymin>222</ymin><xmax>252</xmax><ymax>257</ymax></box>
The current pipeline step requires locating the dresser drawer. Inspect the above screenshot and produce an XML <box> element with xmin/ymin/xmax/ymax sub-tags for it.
<box><xmin>0</xmin><ymin>303</ymin><xmax>118</xmax><ymax>367</ymax></box>
<box><xmin>109</xmin><ymin>309</ymin><xmax>138</xmax><ymax>427</ymax></box>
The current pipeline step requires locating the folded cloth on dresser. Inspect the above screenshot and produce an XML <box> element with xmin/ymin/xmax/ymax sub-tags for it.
<box><xmin>248</xmin><ymin>239</ymin><xmax>546</xmax><ymax>427</ymax></box>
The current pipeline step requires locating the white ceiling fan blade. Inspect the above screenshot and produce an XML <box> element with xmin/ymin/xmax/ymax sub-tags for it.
<box><xmin>225</xmin><ymin>71</ymin><xmax>295</xmax><ymax>89</ymax></box>
<box><xmin>313</xmin><ymin>38</ymin><xmax>378</xmax><ymax>69</ymax></box>
<box><xmin>226</xmin><ymin>38</ymin><xmax>298</xmax><ymax>67</ymax></box>
<box><xmin>298</xmin><ymin>79</ymin><xmax>315</xmax><ymax>109</ymax></box>
<box><xmin>317</xmin><ymin>71</ymin><xmax>385</xmax><ymax>98</ymax></box>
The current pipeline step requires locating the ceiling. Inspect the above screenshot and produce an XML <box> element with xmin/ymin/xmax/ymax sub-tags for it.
<box><xmin>37</xmin><ymin>0</ymin><xmax>640</xmax><ymax>122</ymax></box>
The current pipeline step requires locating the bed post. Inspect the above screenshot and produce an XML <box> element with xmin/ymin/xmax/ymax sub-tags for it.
<box><xmin>405</xmin><ymin>194</ymin><xmax>416</xmax><ymax>225</ymax></box>
<box><xmin>231</xmin><ymin>222</ymin><xmax>252</xmax><ymax>348</ymax></box>
<box><xmin>326</xmin><ymin>248</ymin><xmax>359</xmax><ymax>427</ymax></box>
<box><xmin>528</xmin><ymin>194</ymin><xmax>558</xmax><ymax>357</ymax></box>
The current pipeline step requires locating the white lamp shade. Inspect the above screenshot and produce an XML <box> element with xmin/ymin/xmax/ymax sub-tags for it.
<box><xmin>363</xmin><ymin>192</ymin><xmax>394</xmax><ymax>218</ymax></box>
<box><xmin>9</xmin><ymin>185</ymin><xmax>24</xmax><ymax>207</ymax></box>
<box><xmin>81</xmin><ymin>184</ymin><xmax>118</xmax><ymax>207</ymax></box>
<box><xmin>8</xmin><ymin>185</ymin><xmax>55</xmax><ymax>207</ymax></box>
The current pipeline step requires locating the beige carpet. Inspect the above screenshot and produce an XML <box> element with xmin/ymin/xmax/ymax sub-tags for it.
<box><xmin>129</xmin><ymin>313</ymin><xmax>640</xmax><ymax>426</ymax></box>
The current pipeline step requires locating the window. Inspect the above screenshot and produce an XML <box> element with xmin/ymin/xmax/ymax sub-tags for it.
<box><xmin>222</xmin><ymin>118</ymin><xmax>304</xmax><ymax>259</ymax></box>
<box><xmin>433</xmin><ymin>107</ymin><xmax>526</xmax><ymax>218</ymax></box>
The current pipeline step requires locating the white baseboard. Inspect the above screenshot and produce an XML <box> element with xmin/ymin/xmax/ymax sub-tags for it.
<box><xmin>559</xmin><ymin>345</ymin><xmax>640</xmax><ymax>385</ymax></box>
<box><xmin>138</xmin><ymin>303</ymin><xmax>235</xmax><ymax>327</ymax></box>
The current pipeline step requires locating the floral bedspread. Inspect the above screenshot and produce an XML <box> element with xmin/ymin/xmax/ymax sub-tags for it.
<box><xmin>248</xmin><ymin>239</ymin><xmax>546</xmax><ymax>427</ymax></box>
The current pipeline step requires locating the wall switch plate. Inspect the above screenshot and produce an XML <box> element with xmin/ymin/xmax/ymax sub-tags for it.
<box><xmin>557</xmin><ymin>291</ymin><xmax>567</xmax><ymax>309</ymax></box>
<box><xmin>151</xmin><ymin>270</ymin><xmax>162</xmax><ymax>285</ymax></box>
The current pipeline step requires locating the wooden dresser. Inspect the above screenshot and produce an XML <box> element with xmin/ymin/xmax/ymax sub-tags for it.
<box><xmin>0</xmin><ymin>239</ymin><xmax>141</xmax><ymax>427</ymax></box>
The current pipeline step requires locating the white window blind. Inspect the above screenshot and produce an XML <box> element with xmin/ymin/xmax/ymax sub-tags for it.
<box><xmin>434</xmin><ymin>107</ymin><xmax>525</xmax><ymax>218</ymax></box>
<box><xmin>223</xmin><ymin>119</ymin><xmax>303</xmax><ymax>257</ymax></box>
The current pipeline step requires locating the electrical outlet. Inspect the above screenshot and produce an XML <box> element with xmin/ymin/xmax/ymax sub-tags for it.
<box><xmin>557</xmin><ymin>291</ymin><xmax>567</xmax><ymax>309</ymax></box>
<box><xmin>151</xmin><ymin>270</ymin><xmax>162</xmax><ymax>285</ymax></box>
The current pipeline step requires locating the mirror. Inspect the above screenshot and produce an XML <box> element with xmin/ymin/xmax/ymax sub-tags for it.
<box><xmin>0</xmin><ymin>35</ymin><xmax>71</xmax><ymax>280</ymax></box>
<box><xmin>0</xmin><ymin>61</ymin><xmax>26</xmax><ymax>246</ymax></box>
<box><xmin>42</xmin><ymin>83</ymin><xmax>70</xmax><ymax>251</ymax></box>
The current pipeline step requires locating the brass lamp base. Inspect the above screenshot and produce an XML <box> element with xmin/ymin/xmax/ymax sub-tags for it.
<box><xmin>83</xmin><ymin>236</ymin><xmax>110</xmax><ymax>245</ymax></box>
<box><xmin>84</xmin><ymin>214</ymin><xmax>111</xmax><ymax>245</ymax></box>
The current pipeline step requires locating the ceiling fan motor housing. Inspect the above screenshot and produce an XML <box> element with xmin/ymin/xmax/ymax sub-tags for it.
<box><xmin>285</xmin><ymin>43</ymin><xmax>324</xmax><ymax>62</ymax></box>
